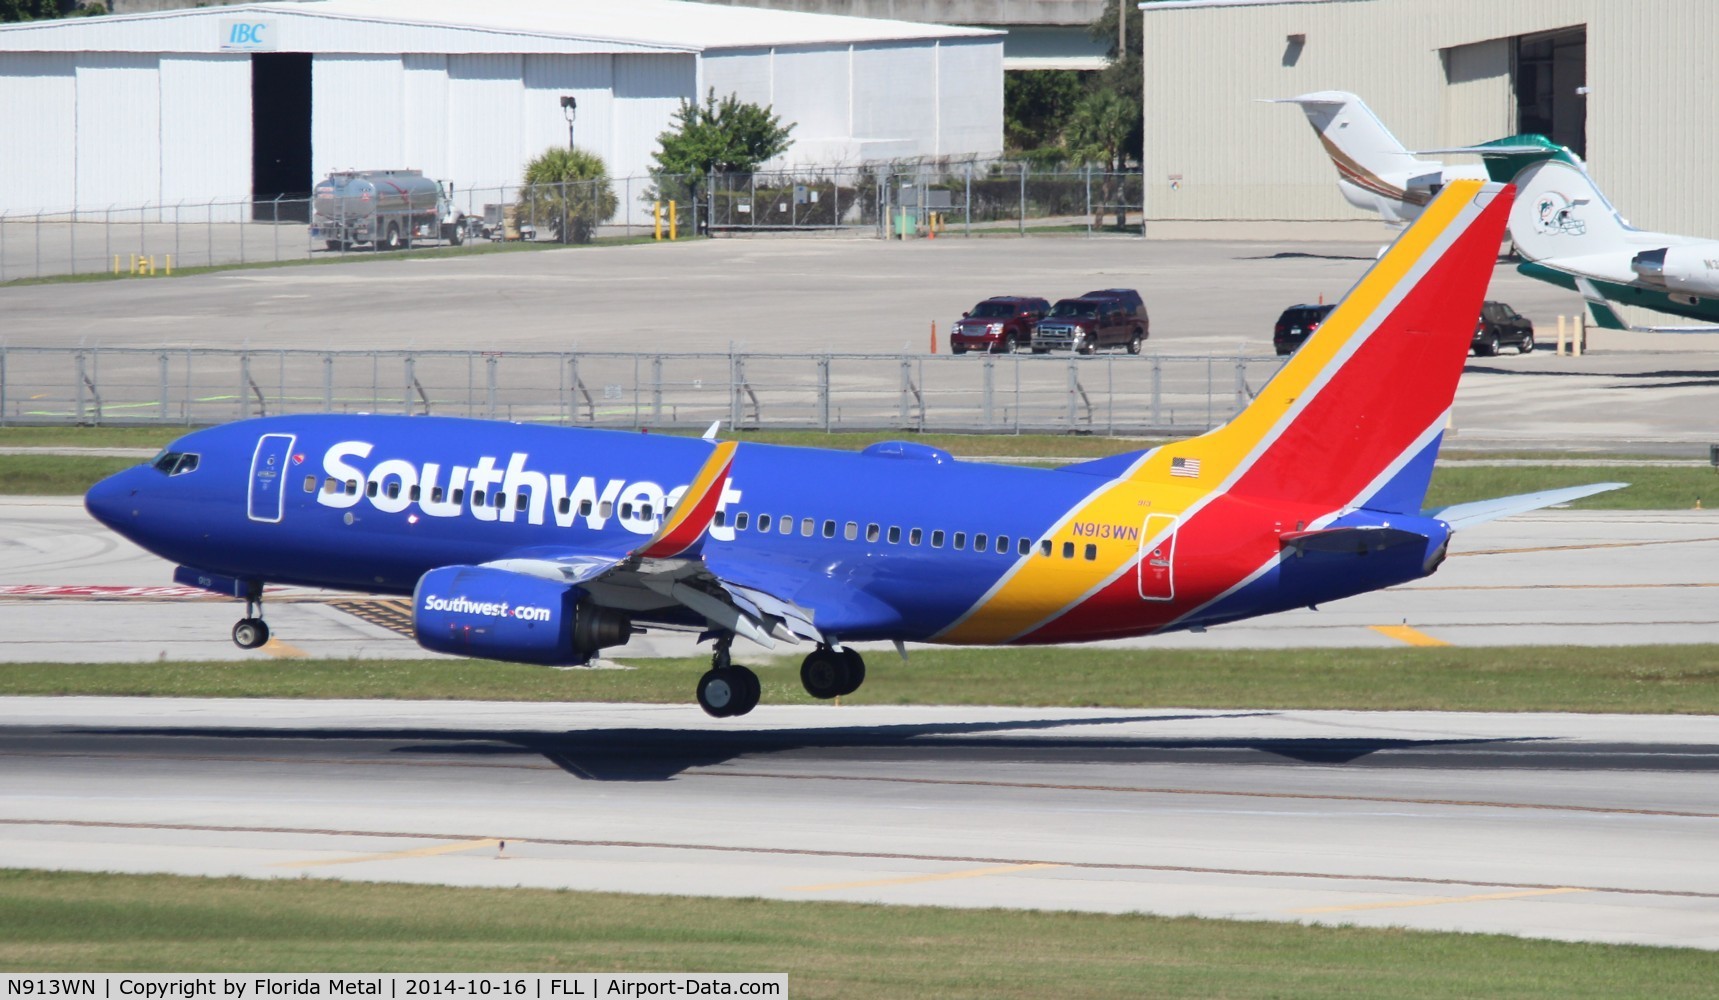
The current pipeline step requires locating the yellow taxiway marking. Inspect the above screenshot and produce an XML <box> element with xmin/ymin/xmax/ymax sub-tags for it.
<box><xmin>791</xmin><ymin>862</ymin><xmax>1063</xmax><ymax>892</ymax></box>
<box><xmin>273</xmin><ymin>838</ymin><xmax>501</xmax><ymax>868</ymax></box>
<box><xmin>1294</xmin><ymin>886</ymin><xmax>1588</xmax><ymax>914</ymax></box>
<box><xmin>1369</xmin><ymin>624</ymin><xmax>1449</xmax><ymax>647</ymax></box>
<box><xmin>260</xmin><ymin>637</ymin><xmax>309</xmax><ymax>659</ymax></box>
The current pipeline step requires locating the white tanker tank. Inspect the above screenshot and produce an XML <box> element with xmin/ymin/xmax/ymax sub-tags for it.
<box><xmin>311</xmin><ymin>169</ymin><xmax>468</xmax><ymax>251</ymax></box>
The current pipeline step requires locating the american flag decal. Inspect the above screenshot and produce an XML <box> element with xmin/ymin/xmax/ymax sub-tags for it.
<box><xmin>1170</xmin><ymin>457</ymin><xmax>1201</xmax><ymax>478</ymax></box>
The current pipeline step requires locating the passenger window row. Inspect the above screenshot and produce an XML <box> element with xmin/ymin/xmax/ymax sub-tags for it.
<box><xmin>302</xmin><ymin>474</ymin><xmax>1101</xmax><ymax>560</ymax></box>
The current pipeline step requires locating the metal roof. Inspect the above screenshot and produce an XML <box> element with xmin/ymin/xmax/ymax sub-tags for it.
<box><xmin>0</xmin><ymin>0</ymin><xmax>1000</xmax><ymax>53</ymax></box>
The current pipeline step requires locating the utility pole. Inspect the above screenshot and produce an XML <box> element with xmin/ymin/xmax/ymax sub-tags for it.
<box><xmin>560</xmin><ymin>95</ymin><xmax>578</xmax><ymax>150</ymax></box>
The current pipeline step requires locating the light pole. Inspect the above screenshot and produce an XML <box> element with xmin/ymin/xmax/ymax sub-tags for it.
<box><xmin>560</xmin><ymin>95</ymin><xmax>577</xmax><ymax>150</ymax></box>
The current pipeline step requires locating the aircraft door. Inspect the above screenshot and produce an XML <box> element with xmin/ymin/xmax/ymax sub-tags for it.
<box><xmin>247</xmin><ymin>433</ymin><xmax>296</xmax><ymax>523</ymax></box>
<box><xmin>1137</xmin><ymin>513</ymin><xmax>1178</xmax><ymax>601</ymax></box>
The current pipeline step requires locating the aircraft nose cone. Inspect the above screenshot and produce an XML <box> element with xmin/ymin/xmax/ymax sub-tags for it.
<box><xmin>84</xmin><ymin>469</ymin><xmax>141</xmax><ymax>533</ymax></box>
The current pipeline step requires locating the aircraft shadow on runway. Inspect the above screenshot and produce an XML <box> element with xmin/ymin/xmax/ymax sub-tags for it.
<box><xmin>59</xmin><ymin>713</ymin><xmax>1587</xmax><ymax>782</ymax></box>
<box><xmin>1237</xmin><ymin>251</ymin><xmax>1378</xmax><ymax>262</ymax></box>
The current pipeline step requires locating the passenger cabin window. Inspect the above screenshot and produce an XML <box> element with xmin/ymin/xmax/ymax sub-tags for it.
<box><xmin>997</xmin><ymin>536</ymin><xmax>1009</xmax><ymax>554</ymax></box>
<box><xmin>714</xmin><ymin>511</ymin><xmax>726</xmax><ymax>527</ymax></box>
<box><xmin>557</xmin><ymin>497</ymin><xmax>570</xmax><ymax>514</ymax></box>
<box><xmin>780</xmin><ymin>516</ymin><xmax>793</xmax><ymax>535</ymax></box>
<box><xmin>823</xmin><ymin>520</ymin><xmax>836</xmax><ymax>538</ymax></box>
<box><xmin>1018</xmin><ymin>537</ymin><xmax>1031</xmax><ymax>556</ymax></box>
<box><xmin>303</xmin><ymin>475</ymin><xmax>317</xmax><ymax>493</ymax></box>
<box><xmin>931</xmin><ymin>530</ymin><xmax>945</xmax><ymax>548</ymax></box>
<box><xmin>580</xmin><ymin>500</ymin><xmax>593</xmax><ymax>516</ymax></box>
<box><xmin>452</xmin><ymin>488</ymin><xmax>464</xmax><ymax>505</ymax></box>
<box><xmin>801</xmin><ymin>517</ymin><xmax>814</xmax><ymax>537</ymax></box>
<box><xmin>472</xmin><ymin>490</ymin><xmax>485</xmax><ymax>507</ymax></box>
<box><xmin>367</xmin><ymin>481</ymin><xmax>379</xmax><ymax>498</ymax></box>
<box><xmin>599</xmin><ymin>500</ymin><xmax>613</xmax><ymax>518</ymax></box>
<box><xmin>953</xmin><ymin>532</ymin><xmax>966</xmax><ymax>551</ymax></box>
<box><xmin>1062</xmin><ymin>541</ymin><xmax>1075</xmax><ymax>559</ymax></box>
<box><xmin>386</xmin><ymin>482</ymin><xmax>400</xmax><ymax>500</ymax></box>
<box><xmin>621</xmin><ymin>502</ymin><xmax>633</xmax><ymax>519</ymax></box>
<box><xmin>1040</xmin><ymin>540</ymin><xmax>1053</xmax><ymax>557</ymax></box>
<box><xmin>734</xmin><ymin>512</ymin><xmax>747</xmax><ymax>531</ymax></box>
<box><xmin>758</xmin><ymin>514</ymin><xmax>771</xmax><ymax>532</ymax></box>
<box><xmin>410</xmin><ymin>485</ymin><xmax>421</xmax><ymax>502</ymax></box>
<box><xmin>1084</xmin><ymin>544</ymin><xmax>1098</xmax><ymax>561</ymax></box>
<box><xmin>844</xmin><ymin>521</ymin><xmax>858</xmax><ymax>540</ymax></box>
<box><xmin>974</xmin><ymin>533</ymin><xmax>987</xmax><ymax>552</ymax></box>
<box><xmin>433</xmin><ymin>487</ymin><xmax>445</xmax><ymax>503</ymax></box>
<box><xmin>322</xmin><ymin>479</ymin><xmax>339</xmax><ymax>494</ymax></box>
<box><xmin>516</xmin><ymin>492</ymin><xmax>527</xmax><ymax>510</ymax></box>
<box><xmin>910</xmin><ymin>528</ymin><xmax>923</xmax><ymax>546</ymax></box>
<box><xmin>346</xmin><ymin>479</ymin><xmax>358</xmax><ymax>495</ymax></box>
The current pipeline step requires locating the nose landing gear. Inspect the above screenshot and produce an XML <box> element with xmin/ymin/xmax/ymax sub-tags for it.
<box><xmin>231</xmin><ymin>582</ymin><xmax>270</xmax><ymax>650</ymax></box>
<box><xmin>697</xmin><ymin>634</ymin><xmax>761</xmax><ymax>718</ymax></box>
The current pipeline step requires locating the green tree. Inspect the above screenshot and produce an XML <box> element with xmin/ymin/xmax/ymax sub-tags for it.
<box><xmin>653</xmin><ymin>89</ymin><xmax>795</xmax><ymax>177</ymax></box>
<box><xmin>518</xmin><ymin>147</ymin><xmax>618</xmax><ymax>244</ymax></box>
<box><xmin>650</xmin><ymin>89</ymin><xmax>794</xmax><ymax>230</ymax></box>
<box><xmin>1089</xmin><ymin>0</ymin><xmax>1146</xmax><ymax>169</ymax></box>
<box><xmin>1068</xmin><ymin>88</ymin><xmax>1140</xmax><ymax>228</ymax></box>
<box><xmin>1003</xmin><ymin>70</ymin><xmax>1088</xmax><ymax>153</ymax></box>
<box><xmin>1</xmin><ymin>0</ymin><xmax>103</xmax><ymax>20</ymax></box>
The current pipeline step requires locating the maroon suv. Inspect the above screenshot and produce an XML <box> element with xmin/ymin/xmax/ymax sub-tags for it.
<box><xmin>950</xmin><ymin>296</ymin><xmax>1051</xmax><ymax>354</ymax></box>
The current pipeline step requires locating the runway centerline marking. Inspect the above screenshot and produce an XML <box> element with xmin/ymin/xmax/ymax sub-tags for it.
<box><xmin>1369</xmin><ymin>624</ymin><xmax>1449</xmax><ymax>646</ymax></box>
<box><xmin>1293</xmin><ymin>886</ymin><xmax>1589</xmax><ymax>914</ymax></box>
<box><xmin>790</xmin><ymin>862</ymin><xmax>1063</xmax><ymax>892</ymax></box>
<box><xmin>271</xmin><ymin>838</ymin><xmax>500</xmax><ymax>868</ymax></box>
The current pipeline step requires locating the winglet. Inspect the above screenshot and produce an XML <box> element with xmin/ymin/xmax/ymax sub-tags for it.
<box><xmin>634</xmin><ymin>441</ymin><xmax>738</xmax><ymax>560</ymax></box>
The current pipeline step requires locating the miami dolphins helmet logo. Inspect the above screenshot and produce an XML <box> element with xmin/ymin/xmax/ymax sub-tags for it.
<box><xmin>1534</xmin><ymin>191</ymin><xmax>1587</xmax><ymax>236</ymax></box>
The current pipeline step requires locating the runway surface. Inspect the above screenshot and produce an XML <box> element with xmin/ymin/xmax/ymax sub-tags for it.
<box><xmin>1</xmin><ymin>697</ymin><xmax>1715</xmax><ymax>950</ymax></box>
<box><xmin>2</xmin><ymin>497</ymin><xmax>1716</xmax><ymax>661</ymax></box>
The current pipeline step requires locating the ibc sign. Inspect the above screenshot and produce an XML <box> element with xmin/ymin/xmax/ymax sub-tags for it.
<box><xmin>220</xmin><ymin>19</ymin><xmax>276</xmax><ymax>51</ymax></box>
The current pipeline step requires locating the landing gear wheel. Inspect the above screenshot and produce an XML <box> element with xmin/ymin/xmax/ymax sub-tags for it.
<box><xmin>697</xmin><ymin>666</ymin><xmax>760</xmax><ymax>718</ymax></box>
<box><xmin>1127</xmin><ymin>330</ymin><xmax>1144</xmax><ymax>355</ymax></box>
<box><xmin>232</xmin><ymin>617</ymin><xmax>269</xmax><ymax>650</ymax></box>
<box><xmin>1519</xmin><ymin>333</ymin><xmax>1534</xmax><ymax>355</ymax></box>
<box><xmin>801</xmin><ymin>645</ymin><xmax>864</xmax><ymax>699</ymax></box>
<box><xmin>835</xmin><ymin>648</ymin><xmax>866</xmax><ymax>696</ymax></box>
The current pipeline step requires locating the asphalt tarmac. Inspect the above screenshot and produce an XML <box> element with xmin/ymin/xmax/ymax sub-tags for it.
<box><xmin>1</xmin><ymin>697</ymin><xmax>1714</xmax><ymax>949</ymax></box>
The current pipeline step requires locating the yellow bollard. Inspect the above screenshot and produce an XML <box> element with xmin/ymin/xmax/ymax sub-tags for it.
<box><xmin>1574</xmin><ymin>313</ymin><xmax>1585</xmax><ymax>357</ymax></box>
<box><xmin>670</xmin><ymin>200</ymin><xmax>678</xmax><ymax>240</ymax></box>
<box><xmin>1556</xmin><ymin>315</ymin><xmax>1567</xmax><ymax>356</ymax></box>
<box><xmin>112</xmin><ymin>255</ymin><xmax>120</xmax><ymax>275</ymax></box>
<box><xmin>129</xmin><ymin>253</ymin><xmax>138</xmax><ymax>275</ymax></box>
<box><xmin>653</xmin><ymin>201</ymin><xmax>662</xmax><ymax>240</ymax></box>
<box><xmin>165</xmin><ymin>254</ymin><xmax>172</xmax><ymax>276</ymax></box>
<box><xmin>147</xmin><ymin>256</ymin><xmax>157</xmax><ymax>276</ymax></box>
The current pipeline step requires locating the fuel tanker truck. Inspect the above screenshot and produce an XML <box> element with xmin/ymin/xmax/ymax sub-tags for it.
<box><xmin>310</xmin><ymin>169</ymin><xmax>468</xmax><ymax>250</ymax></box>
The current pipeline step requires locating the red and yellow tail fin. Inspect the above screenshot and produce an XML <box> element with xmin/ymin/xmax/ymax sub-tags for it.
<box><xmin>634</xmin><ymin>440</ymin><xmax>737</xmax><ymax>560</ymax></box>
<box><xmin>1134</xmin><ymin>179</ymin><xmax>1512</xmax><ymax>513</ymax></box>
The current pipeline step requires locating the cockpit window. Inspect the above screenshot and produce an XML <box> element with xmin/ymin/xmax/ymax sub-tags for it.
<box><xmin>150</xmin><ymin>450</ymin><xmax>200</xmax><ymax>476</ymax></box>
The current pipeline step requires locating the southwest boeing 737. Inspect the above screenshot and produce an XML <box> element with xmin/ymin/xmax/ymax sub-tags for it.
<box><xmin>84</xmin><ymin>180</ymin><xmax>1620</xmax><ymax>717</ymax></box>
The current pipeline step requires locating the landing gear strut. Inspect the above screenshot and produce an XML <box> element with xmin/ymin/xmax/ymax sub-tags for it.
<box><xmin>231</xmin><ymin>581</ymin><xmax>270</xmax><ymax>650</ymax></box>
<box><xmin>697</xmin><ymin>634</ymin><xmax>760</xmax><ymax>718</ymax></box>
<box><xmin>800</xmin><ymin>644</ymin><xmax>865</xmax><ymax>699</ymax></box>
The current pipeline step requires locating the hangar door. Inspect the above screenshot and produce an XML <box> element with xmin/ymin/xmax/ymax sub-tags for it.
<box><xmin>252</xmin><ymin>53</ymin><xmax>312</xmax><ymax>221</ymax></box>
<box><xmin>1514</xmin><ymin>28</ymin><xmax>1586</xmax><ymax>157</ymax></box>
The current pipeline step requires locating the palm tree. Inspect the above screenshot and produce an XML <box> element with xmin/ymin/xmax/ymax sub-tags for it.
<box><xmin>518</xmin><ymin>148</ymin><xmax>619</xmax><ymax>244</ymax></box>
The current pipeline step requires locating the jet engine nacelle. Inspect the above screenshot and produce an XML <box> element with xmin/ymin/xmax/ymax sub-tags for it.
<box><xmin>412</xmin><ymin>565</ymin><xmax>632</xmax><ymax>665</ymax></box>
<box><xmin>1631</xmin><ymin>244</ymin><xmax>1719</xmax><ymax>297</ymax></box>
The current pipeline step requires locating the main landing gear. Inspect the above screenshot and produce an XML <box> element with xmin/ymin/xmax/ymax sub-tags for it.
<box><xmin>800</xmin><ymin>645</ymin><xmax>865</xmax><ymax>700</ymax></box>
<box><xmin>697</xmin><ymin>634</ymin><xmax>761</xmax><ymax>718</ymax></box>
<box><xmin>231</xmin><ymin>582</ymin><xmax>270</xmax><ymax>650</ymax></box>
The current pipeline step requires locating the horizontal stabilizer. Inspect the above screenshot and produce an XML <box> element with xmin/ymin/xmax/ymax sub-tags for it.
<box><xmin>1280</xmin><ymin>526</ymin><xmax>1428</xmax><ymax>556</ymax></box>
<box><xmin>1426</xmin><ymin>483</ymin><xmax>1626</xmax><ymax>529</ymax></box>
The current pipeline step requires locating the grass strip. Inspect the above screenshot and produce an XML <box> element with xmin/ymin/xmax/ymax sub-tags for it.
<box><xmin>4</xmin><ymin>645</ymin><xmax>1717</xmax><ymax>714</ymax></box>
<box><xmin>0</xmin><ymin>870</ymin><xmax>1711</xmax><ymax>997</ymax></box>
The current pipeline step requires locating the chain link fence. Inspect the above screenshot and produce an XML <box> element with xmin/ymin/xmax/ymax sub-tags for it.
<box><xmin>0</xmin><ymin>347</ymin><xmax>1286</xmax><ymax>436</ymax></box>
<box><xmin>1</xmin><ymin>159</ymin><xmax>1147</xmax><ymax>281</ymax></box>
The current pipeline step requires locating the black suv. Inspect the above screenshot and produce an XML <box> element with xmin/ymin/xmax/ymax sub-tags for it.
<box><xmin>1473</xmin><ymin>300</ymin><xmax>1534</xmax><ymax>356</ymax></box>
<box><xmin>1273</xmin><ymin>303</ymin><xmax>1335</xmax><ymax>355</ymax></box>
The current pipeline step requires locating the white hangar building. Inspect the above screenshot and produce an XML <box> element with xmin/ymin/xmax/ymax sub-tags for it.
<box><xmin>0</xmin><ymin>0</ymin><xmax>1003</xmax><ymax>215</ymax></box>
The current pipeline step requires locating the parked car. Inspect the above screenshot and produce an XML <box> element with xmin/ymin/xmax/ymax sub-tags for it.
<box><xmin>950</xmin><ymin>296</ymin><xmax>1051</xmax><ymax>354</ymax></box>
<box><xmin>1473</xmin><ymin>300</ymin><xmax>1535</xmax><ymax>356</ymax></box>
<box><xmin>1273</xmin><ymin>303</ymin><xmax>1336</xmax><ymax>355</ymax></box>
<box><xmin>1032</xmin><ymin>288</ymin><xmax>1150</xmax><ymax>354</ymax></box>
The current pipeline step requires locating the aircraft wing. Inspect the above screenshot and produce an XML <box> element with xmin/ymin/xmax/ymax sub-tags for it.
<box><xmin>476</xmin><ymin>438</ymin><xmax>839</xmax><ymax>649</ymax></box>
<box><xmin>1425</xmin><ymin>483</ymin><xmax>1626</xmax><ymax>529</ymax></box>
